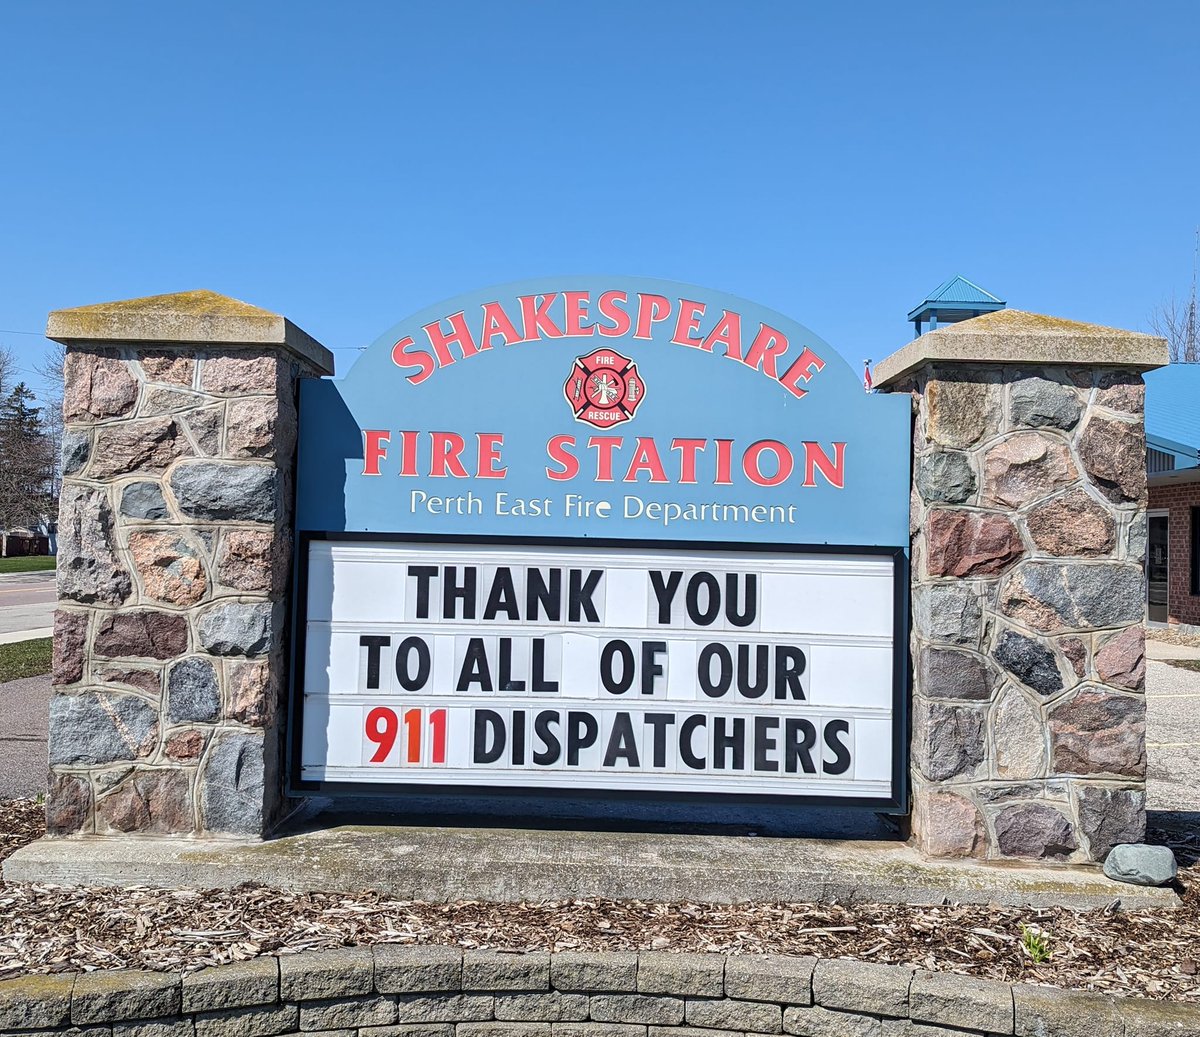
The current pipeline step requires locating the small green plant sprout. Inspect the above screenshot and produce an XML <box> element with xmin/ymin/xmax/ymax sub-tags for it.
<box><xmin>1020</xmin><ymin>923</ymin><xmax>1052</xmax><ymax>964</ymax></box>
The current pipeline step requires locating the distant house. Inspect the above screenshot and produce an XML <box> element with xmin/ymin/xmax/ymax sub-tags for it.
<box><xmin>1145</xmin><ymin>363</ymin><xmax>1200</xmax><ymax>632</ymax></box>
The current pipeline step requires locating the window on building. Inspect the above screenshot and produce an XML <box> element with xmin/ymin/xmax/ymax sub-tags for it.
<box><xmin>1192</xmin><ymin>507</ymin><xmax>1200</xmax><ymax>596</ymax></box>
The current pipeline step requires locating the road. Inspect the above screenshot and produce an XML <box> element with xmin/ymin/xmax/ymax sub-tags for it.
<box><xmin>0</xmin><ymin>571</ymin><xmax>55</xmax><ymax>644</ymax></box>
<box><xmin>1145</xmin><ymin>639</ymin><xmax>1200</xmax><ymax>815</ymax></box>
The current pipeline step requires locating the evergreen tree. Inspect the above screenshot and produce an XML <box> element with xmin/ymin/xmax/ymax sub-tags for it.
<box><xmin>0</xmin><ymin>381</ymin><xmax>55</xmax><ymax>553</ymax></box>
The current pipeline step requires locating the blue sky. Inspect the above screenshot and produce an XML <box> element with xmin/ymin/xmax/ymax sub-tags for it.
<box><xmin>1</xmin><ymin>1</ymin><xmax>1197</xmax><ymax>400</ymax></box>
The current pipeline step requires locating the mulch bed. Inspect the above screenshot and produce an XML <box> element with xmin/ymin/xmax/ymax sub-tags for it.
<box><xmin>1</xmin><ymin>799</ymin><xmax>1197</xmax><ymax>1002</ymax></box>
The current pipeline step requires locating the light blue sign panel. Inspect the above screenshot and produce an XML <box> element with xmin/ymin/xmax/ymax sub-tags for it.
<box><xmin>297</xmin><ymin>277</ymin><xmax>910</xmax><ymax>547</ymax></box>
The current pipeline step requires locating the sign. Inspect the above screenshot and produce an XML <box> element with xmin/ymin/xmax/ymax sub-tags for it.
<box><xmin>294</xmin><ymin>278</ymin><xmax>910</xmax><ymax>808</ymax></box>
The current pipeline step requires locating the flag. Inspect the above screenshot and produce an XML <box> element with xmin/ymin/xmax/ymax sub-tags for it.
<box><xmin>863</xmin><ymin>359</ymin><xmax>873</xmax><ymax>392</ymax></box>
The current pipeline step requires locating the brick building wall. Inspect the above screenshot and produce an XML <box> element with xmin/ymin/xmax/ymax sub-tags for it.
<box><xmin>1147</xmin><ymin>479</ymin><xmax>1200</xmax><ymax>628</ymax></box>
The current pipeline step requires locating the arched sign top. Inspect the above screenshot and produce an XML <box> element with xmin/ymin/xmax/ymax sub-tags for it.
<box><xmin>297</xmin><ymin>276</ymin><xmax>910</xmax><ymax>547</ymax></box>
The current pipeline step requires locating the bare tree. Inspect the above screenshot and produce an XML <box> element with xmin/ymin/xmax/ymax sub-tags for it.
<box><xmin>35</xmin><ymin>342</ymin><xmax>66</xmax><ymax>509</ymax></box>
<box><xmin>1150</xmin><ymin>231</ymin><xmax>1200</xmax><ymax>363</ymax></box>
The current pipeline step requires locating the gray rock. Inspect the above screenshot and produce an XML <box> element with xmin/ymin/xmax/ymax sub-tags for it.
<box><xmin>919</xmin><ymin>647</ymin><xmax>994</xmax><ymax>700</ymax></box>
<box><xmin>1078</xmin><ymin>786</ymin><xmax>1146</xmax><ymax>860</ymax></box>
<box><xmin>636</xmin><ymin>952</ymin><xmax>723</xmax><ymax>997</ymax></box>
<box><xmin>170</xmin><ymin>461</ymin><xmax>278</xmax><ymax>523</ymax></box>
<box><xmin>58</xmin><ymin>484</ymin><xmax>132</xmax><ymax>605</ymax></box>
<box><xmin>1011</xmin><ymin>375</ymin><xmax>1083</xmax><ymax>430</ymax></box>
<box><xmin>912</xmin><ymin>584</ymin><xmax>982</xmax><ymax>646</ymax></box>
<box><xmin>375</xmin><ymin>946</ymin><xmax>462</xmax><ymax>994</ymax></box>
<box><xmin>993</xmin><ymin>802</ymin><xmax>1077</xmax><ymax>859</ymax></box>
<box><xmin>121</xmin><ymin>481</ymin><xmax>170</xmax><ymax>520</ymax></box>
<box><xmin>182</xmin><ymin>958</ymin><xmax>279</xmax><ymax>1013</ymax></box>
<box><xmin>198</xmin><ymin>602</ymin><xmax>274</xmax><ymax>656</ymax></box>
<box><xmin>551</xmin><ymin>951</ymin><xmax>638</xmax><ymax>993</ymax></box>
<box><xmin>1126</xmin><ymin>512</ymin><xmax>1148</xmax><ymax>566</ymax></box>
<box><xmin>993</xmin><ymin>630</ymin><xmax>1063</xmax><ymax>695</ymax></box>
<box><xmin>462</xmin><ymin>950</ymin><xmax>550</xmax><ymax>991</ymax></box>
<box><xmin>913</xmin><ymin>701</ymin><xmax>985</xmax><ymax>781</ymax></box>
<box><xmin>725</xmin><ymin>954</ymin><xmax>813</xmax><ymax>1005</ymax></box>
<box><xmin>201</xmin><ymin>732</ymin><xmax>266</xmax><ymax>835</ymax></box>
<box><xmin>49</xmin><ymin>692</ymin><xmax>157</xmax><ymax>765</ymax></box>
<box><xmin>1002</xmin><ymin>562</ymin><xmax>1145</xmax><ymax>633</ymax></box>
<box><xmin>1103</xmin><ymin>843</ymin><xmax>1177</xmax><ymax>887</ymax></box>
<box><xmin>916</xmin><ymin>450</ymin><xmax>976</xmax><ymax>504</ymax></box>
<box><xmin>62</xmin><ymin>428</ymin><xmax>91</xmax><ymax>475</ymax></box>
<box><xmin>166</xmin><ymin>656</ymin><xmax>221</xmax><ymax>723</ymax></box>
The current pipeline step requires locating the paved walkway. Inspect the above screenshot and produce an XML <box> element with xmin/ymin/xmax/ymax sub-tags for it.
<box><xmin>0</xmin><ymin>674</ymin><xmax>50</xmax><ymax>800</ymax></box>
<box><xmin>0</xmin><ymin>571</ymin><xmax>55</xmax><ymax>644</ymax></box>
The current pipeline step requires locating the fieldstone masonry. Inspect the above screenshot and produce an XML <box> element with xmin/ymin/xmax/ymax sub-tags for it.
<box><xmin>876</xmin><ymin>310</ymin><xmax>1169</xmax><ymax>863</ymax></box>
<box><xmin>45</xmin><ymin>290</ymin><xmax>333</xmax><ymax>838</ymax></box>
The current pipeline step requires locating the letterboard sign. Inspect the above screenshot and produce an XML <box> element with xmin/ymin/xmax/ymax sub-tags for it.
<box><xmin>294</xmin><ymin>278</ymin><xmax>910</xmax><ymax>808</ymax></box>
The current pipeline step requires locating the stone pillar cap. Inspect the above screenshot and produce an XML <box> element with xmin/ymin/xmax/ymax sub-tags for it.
<box><xmin>874</xmin><ymin>309</ymin><xmax>1168</xmax><ymax>387</ymax></box>
<box><xmin>47</xmin><ymin>289</ymin><xmax>335</xmax><ymax>375</ymax></box>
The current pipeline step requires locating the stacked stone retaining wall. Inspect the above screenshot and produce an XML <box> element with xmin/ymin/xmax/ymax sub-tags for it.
<box><xmin>2</xmin><ymin>949</ymin><xmax>1196</xmax><ymax>1037</ymax></box>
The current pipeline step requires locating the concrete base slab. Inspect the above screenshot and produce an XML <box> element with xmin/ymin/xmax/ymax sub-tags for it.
<box><xmin>3</xmin><ymin>823</ymin><xmax>1180</xmax><ymax>910</ymax></box>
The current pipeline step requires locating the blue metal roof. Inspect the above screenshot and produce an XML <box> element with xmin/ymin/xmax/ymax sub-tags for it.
<box><xmin>907</xmin><ymin>275</ymin><xmax>1006</xmax><ymax>321</ymax></box>
<box><xmin>1145</xmin><ymin>363</ymin><xmax>1200</xmax><ymax>462</ymax></box>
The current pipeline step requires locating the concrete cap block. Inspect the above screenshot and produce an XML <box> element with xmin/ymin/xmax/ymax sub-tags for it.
<box><xmin>636</xmin><ymin>952</ymin><xmax>724</xmax><ymax>998</ymax></box>
<box><xmin>551</xmin><ymin>1025</ymin><xmax>645</xmax><ymax>1037</ymax></box>
<box><xmin>1013</xmin><ymin>983</ymin><xmax>1121</xmax><ymax>1037</ymax></box>
<box><xmin>182</xmin><ymin>958</ymin><xmax>279</xmax><ymax>1014</ymax></box>
<box><xmin>374</xmin><ymin>945</ymin><xmax>462</xmax><ymax>994</ymax></box>
<box><xmin>0</xmin><ymin>972</ymin><xmax>75</xmax><ymax>1029</ymax></box>
<box><xmin>47</xmin><ymin>290</ymin><xmax>334</xmax><ymax>375</ymax></box>
<box><xmin>72</xmin><ymin>970</ymin><xmax>181</xmax><ymax>1025</ymax></box>
<box><xmin>461</xmin><ymin>950</ymin><xmax>551</xmax><ymax>992</ymax></box>
<box><xmin>874</xmin><ymin>309</ymin><xmax>1168</xmax><ymax>387</ymax></box>
<box><xmin>114</xmin><ymin>1020</ymin><xmax>196</xmax><ymax>1037</ymax></box>
<box><xmin>724</xmin><ymin>954</ymin><xmax>815</xmax><ymax>1006</ymax></box>
<box><xmin>812</xmin><ymin>959</ymin><xmax>912</xmax><ymax>1018</ymax></box>
<box><xmin>298</xmin><ymin>994</ymin><xmax>398</xmax><ymax>1030</ymax></box>
<box><xmin>194</xmin><ymin>1002</ymin><xmax>298</xmax><ymax>1037</ymax></box>
<box><xmin>551</xmin><ymin>951</ymin><xmax>639</xmax><ymax>993</ymax></box>
<box><xmin>278</xmin><ymin>948</ymin><xmax>374</xmax><ymax>1001</ymax></box>
<box><xmin>1120</xmin><ymin>996</ymin><xmax>1200</xmax><ymax>1037</ymax></box>
<box><xmin>909</xmin><ymin>969</ymin><xmax>1013</xmax><ymax>1034</ymax></box>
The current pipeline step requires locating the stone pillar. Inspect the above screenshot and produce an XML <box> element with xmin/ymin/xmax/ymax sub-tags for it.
<box><xmin>875</xmin><ymin>311</ymin><xmax>1168</xmax><ymax>864</ymax></box>
<box><xmin>45</xmin><ymin>291</ymin><xmax>333</xmax><ymax>838</ymax></box>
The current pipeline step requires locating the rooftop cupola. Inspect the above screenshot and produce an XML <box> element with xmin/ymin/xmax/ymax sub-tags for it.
<box><xmin>907</xmin><ymin>275</ymin><xmax>1005</xmax><ymax>338</ymax></box>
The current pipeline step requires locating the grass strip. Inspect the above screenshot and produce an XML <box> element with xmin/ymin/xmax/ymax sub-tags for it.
<box><xmin>0</xmin><ymin>637</ymin><xmax>52</xmax><ymax>682</ymax></box>
<box><xmin>0</xmin><ymin>555</ymin><xmax>55</xmax><ymax>574</ymax></box>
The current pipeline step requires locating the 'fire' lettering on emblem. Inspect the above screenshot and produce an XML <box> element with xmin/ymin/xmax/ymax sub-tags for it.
<box><xmin>564</xmin><ymin>348</ymin><xmax>646</xmax><ymax>430</ymax></box>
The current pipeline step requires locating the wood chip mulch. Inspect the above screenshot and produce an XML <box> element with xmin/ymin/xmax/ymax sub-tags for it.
<box><xmin>1</xmin><ymin>799</ymin><xmax>1197</xmax><ymax>1002</ymax></box>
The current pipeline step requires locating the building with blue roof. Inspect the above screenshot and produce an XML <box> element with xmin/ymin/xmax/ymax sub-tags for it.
<box><xmin>907</xmin><ymin>276</ymin><xmax>1005</xmax><ymax>337</ymax></box>
<box><xmin>1146</xmin><ymin>363</ymin><xmax>1200</xmax><ymax>630</ymax></box>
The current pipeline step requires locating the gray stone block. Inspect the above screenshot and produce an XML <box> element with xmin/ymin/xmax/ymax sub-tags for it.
<box><xmin>685</xmin><ymin>998</ymin><xmax>782</xmax><ymax>1034</ymax></box>
<box><xmin>920</xmin><ymin>647</ymin><xmax>994</xmax><ymax>701</ymax></box>
<box><xmin>0</xmin><ymin>973</ymin><xmax>75</xmax><ymax>1029</ymax></box>
<box><xmin>58</xmin><ymin>484</ymin><xmax>132</xmax><ymax>606</ymax></box>
<box><xmin>50</xmin><ymin>692</ymin><xmax>158</xmax><ymax>766</ymax></box>
<box><xmin>916</xmin><ymin>451</ymin><xmax>976</xmax><ymax>504</ymax></box>
<box><xmin>278</xmin><ymin>948</ymin><xmax>374</xmax><ymax>1001</ymax></box>
<box><xmin>194</xmin><ymin>1003</ymin><xmax>299</xmax><ymax>1037</ymax></box>
<box><xmin>911</xmin><ymin>584</ymin><xmax>982</xmax><ymax>646</ymax></box>
<box><xmin>201</xmin><ymin>732</ymin><xmax>267</xmax><ymax>836</ymax></box>
<box><xmin>456</xmin><ymin>1024</ymin><xmax>551</xmax><ymax>1037</ymax></box>
<box><xmin>113</xmin><ymin>1021</ymin><xmax>195</xmax><ymax>1037</ymax></box>
<box><xmin>73</xmin><ymin>971</ymin><xmax>181</xmax><ymax>1025</ymax></box>
<box><xmin>63</xmin><ymin>428</ymin><xmax>91</xmax><ymax>476</ymax></box>
<box><xmin>636</xmin><ymin>953</ymin><xmax>724</xmax><ymax>997</ymax></box>
<box><xmin>120</xmin><ymin>481</ymin><xmax>169</xmax><ymax>521</ymax></box>
<box><xmin>299</xmin><ymin>1030</ymin><xmax>354</xmax><ymax>1037</ymax></box>
<box><xmin>879</xmin><ymin>1022</ymin><xmax>964</xmax><ymax>1037</ymax></box>
<box><xmin>589</xmin><ymin>995</ymin><xmax>684</xmax><ymax>1026</ymax></box>
<box><xmin>394</xmin><ymin>995</ymin><xmax>493</xmax><ymax>1023</ymax></box>
<box><xmin>198</xmin><ymin>603</ymin><xmax>274</xmax><ymax>657</ymax></box>
<box><xmin>1103</xmin><ymin>844</ymin><xmax>1177</xmax><ymax>887</ymax></box>
<box><xmin>552</xmin><ymin>1026</ymin><xmax>645</xmax><ymax>1037</ymax></box>
<box><xmin>462</xmin><ymin>951</ymin><xmax>550</xmax><ymax>992</ymax></box>
<box><xmin>361</xmin><ymin>1026</ymin><xmax>454</xmax><ymax>1037</ymax></box>
<box><xmin>167</xmin><ymin>657</ymin><xmax>221</xmax><ymax>724</ymax></box>
<box><xmin>994</xmin><ymin>631</ymin><xmax>1063</xmax><ymax>696</ymax></box>
<box><xmin>374</xmin><ymin>946</ymin><xmax>462</xmax><ymax>993</ymax></box>
<box><xmin>1011</xmin><ymin>376</ymin><xmax>1082</xmax><ymax>431</ymax></box>
<box><xmin>908</xmin><ymin>970</ymin><xmax>1012</xmax><ymax>1033</ymax></box>
<box><xmin>725</xmin><ymin>955</ymin><xmax>815</xmax><ymax>1005</ymax></box>
<box><xmin>1013</xmin><ymin>984</ymin><xmax>1121</xmax><ymax>1037</ymax></box>
<box><xmin>551</xmin><ymin>951</ymin><xmax>638</xmax><ymax>993</ymax></box>
<box><xmin>494</xmin><ymin>992</ymin><xmax>589</xmax><ymax>1022</ymax></box>
<box><xmin>1121</xmin><ymin>998</ymin><xmax>1200</xmax><ymax>1037</ymax></box>
<box><xmin>182</xmin><ymin>958</ymin><xmax>279</xmax><ymax>1013</ymax></box>
<box><xmin>785</xmin><ymin>1005</ymin><xmax>881</xmax><ymax>1037</ymax></box>
<box><xmin>170</xmin><ymin>462</ymin><xmax>278</xmax><ymax>523</ymax></box>
<box><xmin>812</xmin><ymin>960</ymin><xmax>911</xmax><ymax>1019</ymax></box>
<box><xmin>298</xmin><ymin>995</ymin><xmax>397</xmax><ymax>1030</ymax></box>
<box><xmin>651</xmin><ymin>1028</ymin><xmax>742</xmax><ymax>1037</ymax></box>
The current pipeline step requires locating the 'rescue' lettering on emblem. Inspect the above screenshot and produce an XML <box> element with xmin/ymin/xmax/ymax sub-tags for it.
<box><xmin>564</xmin><ymin>348</ymin><xmax>645</xmax><ymax>430</ymax></box>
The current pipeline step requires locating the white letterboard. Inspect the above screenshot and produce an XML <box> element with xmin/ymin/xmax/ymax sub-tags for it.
<box><xmin>299</xmin><ymin>540</ymin><xmax>898</xmax><ymax>800</ymax></box>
